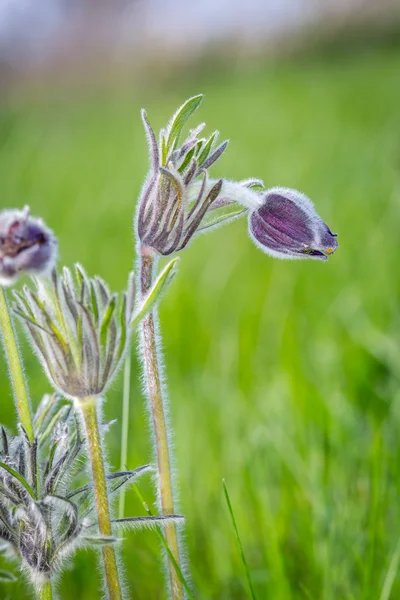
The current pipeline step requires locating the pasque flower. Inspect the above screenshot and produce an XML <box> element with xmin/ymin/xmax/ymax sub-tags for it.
<box><xmin>135</xmin><ymin>96</ymin><xmax>338</xmax><ymax>600</ymax></box>
<box><xmin>136</xmin><ymin>96</ymin><xmax>337</xmax><ymax>263</ymax></box>
<box><xmin>0</xmin><ymin>207</ymin><xmax>57</xmax><ymax>286</ymax></box>
<box><xmin>248</xmin><ymin>187</ymin><xmax>338</xmax><ymax>260</ymax></box>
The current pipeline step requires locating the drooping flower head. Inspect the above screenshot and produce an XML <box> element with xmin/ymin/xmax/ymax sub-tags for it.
<box><xmin>0</xmin><ymin>207</ymin><xmax>57</xmax><ymax>286</ymax></box>
<box><xmin>136</xmin><ymin>96</ymin><xmax>337</xmax><ymax>263</ymax></box>
<box><xmin>248</xmin><ymin>187</ymin><xmax>338</xmax><ymax>260</ymax></box>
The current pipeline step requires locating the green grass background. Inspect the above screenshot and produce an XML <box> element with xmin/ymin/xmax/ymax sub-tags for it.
<box><xmin>1</xmin><ymin>45</ymin><xmax>400</xmax><ymax>599</ymax></box>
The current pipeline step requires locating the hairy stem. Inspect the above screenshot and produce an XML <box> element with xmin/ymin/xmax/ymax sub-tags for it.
<box><xmin>36</xmin><ymin>579</ymin><xmax>53</xmax><ymax>600</ymax></box>
<box><xmin>139</xmin><ymin>249</ymin><xmax>184</xmax><ymax>600</ymax></box>
<box><xmin>79</xmin><ymin>396</ymin><xmax>122</xmax><ymax>600</ymax></box>
<box><xmin>0</xmin><ymin>286</ymin><xmax>34</xmax><ymax>442</ymax></box>
<box><xmin>119</xmin><ymin>353</ymin><xmax>132</xmax><ymax>519</ymax></box>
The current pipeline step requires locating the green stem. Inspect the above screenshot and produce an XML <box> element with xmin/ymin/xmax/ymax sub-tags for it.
<box><xmin>79</xmin><ymin>396</ymin><xmax>122</xmax><ymax>600</ymax></box>
<box><xmin>0</xmin><ymin>286</ymin><xmax>34</xmax><ymax>442</ymax></box>
<box><xmin>36</xmin><ymin>579</ymin><xmax>53</xmax><ymax>600</ymax></box>
<box><xmin>139</xmin><ymin>249</ymin><xmax>185</xmax><ymax>600</ymax></box>
<box><xmin>119</xmin><ymin>353</ymin><xmax>132</xmax><ymax>519</ymax></box>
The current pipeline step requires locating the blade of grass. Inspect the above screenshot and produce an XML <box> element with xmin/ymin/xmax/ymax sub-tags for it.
<box><xmin>222</xmin><ymin>479</ymin><xmax>257</xmax><ymax>600</ymax></box>
<box><xmin>133</xmin><ymin>483</ymin><xmax>195</xmax><ymax>600</ymax></box>
<box><xmin>379</xmin><ymin>537</ymin><xmax>400</xmax><ymax>600</ymax></box>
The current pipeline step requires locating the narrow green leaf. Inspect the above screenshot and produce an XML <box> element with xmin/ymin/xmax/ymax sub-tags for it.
<box><xmin>0</xmin><ymin>570</ymin><xmax>17</xmax><ymax>582</ymax></box>
<box><xmin>39</xmin><ymin>405</ymin><xmax>71</xmax><ymax>446</ymax></box>
<box><xmin>0</xmin><ymin>462</ymin><xmax>35</xmax><ymax>499</ymax></box>
<box><xmin>75</xmin><ymin>264</ymin><xmax>84</xmax><ymax>287</ymax></box>
<box><xmin>115</xmin><ymin>294</ymin><xmax>127</xmax><ymax>364</ymax></box>
<box><xmin>29</xmin><ymin>291</ymin><xmax>68</xmax><ymax>353</ymax></box>
<box><xmin>197</xmin><ymin>131</ymin><xmax>218</xmax><ymax>166</ymax></box>
<box><xmin>223</xmin><ymin>479</ymin><xmax>257</xmax><ymax>600</ymax></box>
<box><xmin>130</xmin><ymin>258</ymin><xmax>180</xmax><ymax>329</ymax></box>
<box><xmin>12</xmin><ymin>290</ymin><xmax>34</xmax><ymax>317</ymax></box>
<box><xmin>83</xmin><ymin>536</ymin><xmax>119</xmax><ymax>546</ymax></box>
<box><xmin>178</xmin><ymin>146</ymin><xmax>196</xmax><ymax>174</ymax></box>
<box><xmin>167</xmin><ymin>95</ymin><xmax>203</xmax><ymax>152</ymax></box>
<box><xmin>100</xmin><ymin>295</ymin><xmax>117</xmax><ymax>348</ymax></box>
<box><xmin>13</xmin><ymin>310</ymin><xmax>53</xmax><ymax>336</ymax></box>
<box><xmin>90</xmin><ymin>281</ymin><xmax>99</xmax><ymax>327</ymax></box>
<box><xmin>114</xmin><ymin>514</ymin><xmax>185</xmax><ymax>531</ymax></box>
<box><xmin>34</xmin><ymin>393</ymin><xmax>59</xmax><ymax>431</ymax></box>
<box><xmin>43</xmin><ymin>439</ymin><xmax>60</xmax><ymax>480</ymax></box>
<box><xmin>197</xmin><ymin>208</ymin><xmax>247</xmax><ymax>233</ymax></box>
<box><xmin>161</xmin><ymin>132</ymin><xmax>168</xmax><ymax>166</ymax></box>
<box><xmin>201</xmin><ymin>140</ymin><xmax>229</xmax><ymax>170</ymax></box>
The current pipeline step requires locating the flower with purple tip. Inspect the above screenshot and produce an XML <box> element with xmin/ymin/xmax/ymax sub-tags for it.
<box><xmin>0</xmin><ymin>207</ymin><xmax>57</xmax><ymax>286</ymax></box>
<box><xmin>248</xmin><ymin>187</ymin><xmax>338</xmax><ymax>261</ymax></box>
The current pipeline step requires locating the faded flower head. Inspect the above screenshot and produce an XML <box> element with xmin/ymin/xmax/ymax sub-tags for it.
<box><xmin>13</xmin><ymin>265</ymin><xmax>135</xmax><ymax>399</ymax></box>
<box><xmin>0</xmin><ymin>394</ymin><xmax>165</xmax><ymax>586</ymax></box>
<box><xmin>0</xmin><ymin>206</ymin><xmax>57</xmax><ymax>287</ymax></box>
<box><xmin>137</xmin><ymin>95</ymin><xmax>238</xmax><ymax>256</ymax></box>
<box><xmin>248</xmin><ymin>187</ymin><xmax>338</xmax><ymax>260</ymax></box>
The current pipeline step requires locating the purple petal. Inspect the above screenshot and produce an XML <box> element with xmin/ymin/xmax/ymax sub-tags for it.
<box><xmin>248</xmin><ymin>188</ymin><xmax>338</xmax><ymax>261</ymax></box>
<box><xmin>0</xmin><ymin>209</ymin><xmax>57</xmax><ymax>285</ymax></box>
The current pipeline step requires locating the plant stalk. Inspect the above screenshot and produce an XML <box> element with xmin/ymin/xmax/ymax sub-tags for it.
<box><xmin>119</xmin><ymin>353</ymin><xmax>132</xmax><ymax>519</ymax></box>
<box><xmin>79</xmin><ymin>396</ymin><xmax>122</xmax><ymax>600</ymax></box>
<box><xmin>0</xmin><ymin>286</ymin><xmax>34</xmax><ymax>442</ymax></box>
<box><xmin>139</xmin><ymin>249</ymin><xmax>184</xmax><ymax>600</ymax></box>
<box><xmin>37</xmin><ymin>579</ymin><xmax>53</xmax><ymax>600</ymax></box>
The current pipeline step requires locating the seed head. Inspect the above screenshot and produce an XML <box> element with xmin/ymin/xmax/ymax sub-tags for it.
<box><xmin>0</xmin><ymin>207</ymin><xmax>57</xmax><ymax>286</ymax></box>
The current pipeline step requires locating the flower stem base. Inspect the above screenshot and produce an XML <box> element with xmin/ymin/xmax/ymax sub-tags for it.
<box><xmin>0</xmin><ymin>286</ymin><xmax>34</xmax><ymax>441</ymax></box>
<box><xmin>78</xmin><ymin>396</ymin><xmax>122</xmax><ymax>600</ymax></box>
<box><xmin>139</xmin><ymin>249</ymin><xmax>185</xmax><ymax>600</ymax></box>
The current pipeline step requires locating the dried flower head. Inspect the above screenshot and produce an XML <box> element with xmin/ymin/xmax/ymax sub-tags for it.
<box><xmin>137</xmin><ymin>95</ymin><xmax>239</xmax><ymax>256</ymax></box>
<box><xmin>0</xmin><ymin>207</ymin><xmax>57</xmax><ymax>287</ymax></box>
<box><xmin>248</xmin><ymin>187</ymin><xmax>338</xmax><ymax>260</ymax></box>
<box><xmin>13</xmin><ymin>265</ymin><xmax>135</xmax><ymax>399</ymax></box>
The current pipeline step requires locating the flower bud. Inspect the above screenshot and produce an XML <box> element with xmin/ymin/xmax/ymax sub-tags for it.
<box><xmin>0</xmin><ymin>207</ymin><xmax>57</xmax><ymax>286</ymax></box>
<box><xmin>137</xmin><ymin>96</ymin><xmax>229</xmax><ymax>255</ymax></box>
<box><xmin>14</xmin><ymin>265</ymin><xmax>135</xmax><ymax>399</ymax></box>
<box><xmin>248</xmin><ymin>187</ymin><xmax>338</xmax><ymax>260</ymax></box>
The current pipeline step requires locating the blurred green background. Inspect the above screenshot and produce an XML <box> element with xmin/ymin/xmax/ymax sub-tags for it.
<box><xmin>1</xmin><ymin>38</ymin><xmax>400</xmax><ymax>599</ymax></box>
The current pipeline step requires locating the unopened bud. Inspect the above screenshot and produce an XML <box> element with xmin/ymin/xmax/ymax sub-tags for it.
<box><xmin>0</xmin><ymin>207</ymin><xmax>57</xmax><ymax>286</ymax></box>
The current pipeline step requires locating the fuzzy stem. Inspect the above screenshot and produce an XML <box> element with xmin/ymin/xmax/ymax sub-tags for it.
<box><xmin>119</xmin><ymin>353</ymin><xmax>132</xmax><ymax>519</ymax></box>
<box><xmin>78</xmin><ymin>396</ymin><xmax>122</xmax><ymax>600</ymax></box>
<box><xmin>0</xmin><ymin>286</ymin><xmax>34</xmax><ymax>442</ymax></box>
<box><xmin>36</xmin><ymin>579</ymin><xmax>53</xmax><ymax>600</ymax></box>
<box><xmin>139</xmin><ymin>248</ymin><xmax>184</xmax><ymax>600</ymax></box>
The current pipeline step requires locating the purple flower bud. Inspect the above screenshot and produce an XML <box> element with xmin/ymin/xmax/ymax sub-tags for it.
<box><xmin>248</xmin><ymin>187</ymin><xmax>338</xmax><ymax>261</ymax></box>
<box><xmin>0</xmin><ymin>207</ymin><xmax>57</xmax><ymax>286</ymax></box>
